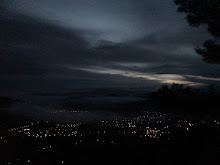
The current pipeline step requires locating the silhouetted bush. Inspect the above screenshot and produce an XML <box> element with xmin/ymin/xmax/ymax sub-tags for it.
<box><xmin>150</xmin><ymin>84</ymin><xmax>220</xmax><ymax>114</ymax></box>
<box><xmin>174</xmin><ymin>0</ymin><xmax>220</xmax><ymax>64</ymax></box>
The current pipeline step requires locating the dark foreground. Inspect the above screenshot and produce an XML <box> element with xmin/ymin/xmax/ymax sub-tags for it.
<box><xmin>0</xmin><ymin>112</ymin><xmax>220</xmax><ymax>165</ymax></box>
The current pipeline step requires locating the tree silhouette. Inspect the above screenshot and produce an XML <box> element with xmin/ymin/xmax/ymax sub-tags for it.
<box><xmin>150</xmin><ymin>84</ymin><xmax>220</xmax><ymax>113</ymax></box>
<box><xmin>174</xmin><ymin>0</ymin><xmax>220</xmax><ymax>64</ymax></box>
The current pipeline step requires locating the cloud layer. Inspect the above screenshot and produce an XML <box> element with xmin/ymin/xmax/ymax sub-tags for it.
<box><xmin>1</xmin><ymin>0</ymin><xmax>220</xmax><ymax>96</ymax></box>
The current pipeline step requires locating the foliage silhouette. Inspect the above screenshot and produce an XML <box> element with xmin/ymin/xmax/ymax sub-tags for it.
<box><xmin>150</xmin><ymin>84</ymin><xmax>220</xmax><ymax>114</ymax></box>
<box><xmin>174</xmin><ymin>0</ymin><xmax>220</xmax><ymax>64</ymax></box>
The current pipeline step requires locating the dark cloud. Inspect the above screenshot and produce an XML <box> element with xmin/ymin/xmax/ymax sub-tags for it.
<box><xmin>1</xmin><ymin>0</ymin><xmax>220</xmax><ymax>97</ymax></box>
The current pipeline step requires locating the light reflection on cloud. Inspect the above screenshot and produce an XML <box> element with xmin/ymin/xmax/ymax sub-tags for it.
<box><xmin>186</xmin><ymin>75</ymin><xmax>220</xmax><ymax>82</ymax></box>
<box><xmin>69</xmin><ymin>67</ymin><xmax>205</xmax><ymax>86</ymax></box>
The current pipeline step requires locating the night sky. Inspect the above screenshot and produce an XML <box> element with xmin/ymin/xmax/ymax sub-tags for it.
<box><xmin>1</xmin><ymin>0</ymin><xmax>220</xmax><ymax>96</ymax></box>
<box><xmin>1</xmin><ymin>2</ymin><xmax>220</xmax><ymax>164</ymax></box>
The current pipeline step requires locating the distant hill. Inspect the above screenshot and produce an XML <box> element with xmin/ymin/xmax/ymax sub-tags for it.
<box><xmin>0</xmin><ymin>96</ymin><xmax>20</xmax><ymax>130</ymax></box>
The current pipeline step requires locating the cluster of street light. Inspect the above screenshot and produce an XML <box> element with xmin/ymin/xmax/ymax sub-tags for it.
<box><xmin>6</xmin><ymin>112</ymin><xmax>220</xmax><ymax>144</ymax></box>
